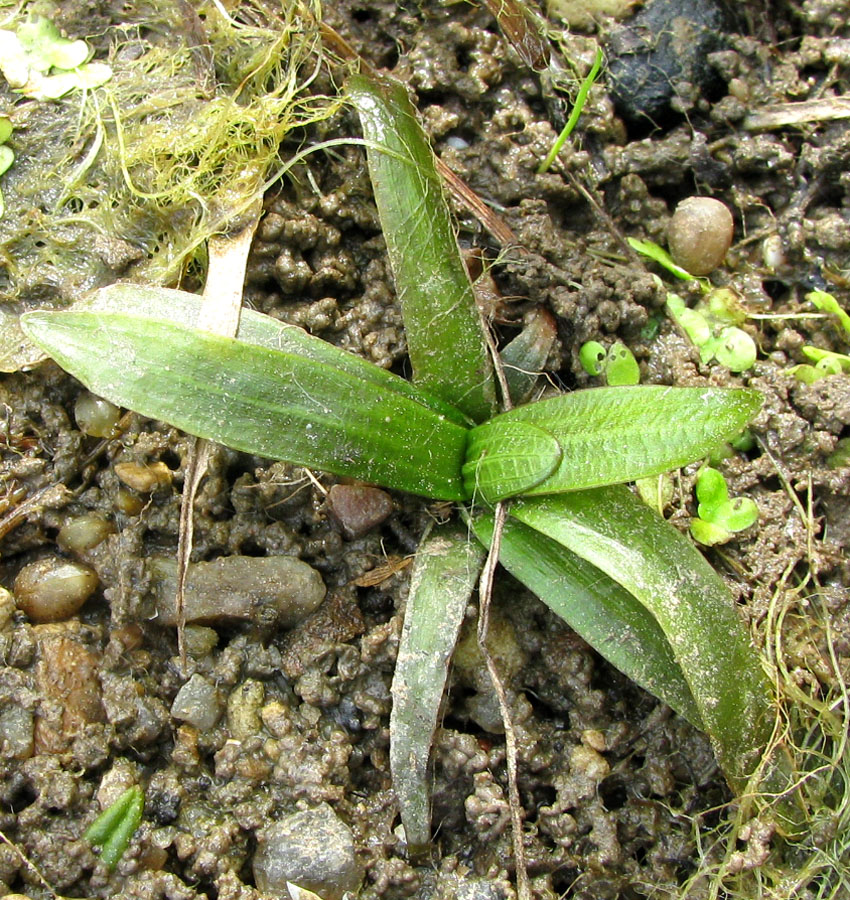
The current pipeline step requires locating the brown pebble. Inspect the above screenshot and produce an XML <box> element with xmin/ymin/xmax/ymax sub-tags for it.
<box><xmin>34</xmin><ymin>631</ymin><xmax>105</xmax><ymax>754</ymax></box>
<box><xmin>667</xmin><ymin>196</ymin><xmax>734</xmax><ymax>276</ymax></box>
<box><xmin>114</xmin><ymin>460</ymin><xmax>172</xmax><ymax>492</ymax></box>
<box><xmin>151</xmin><ymin>555</ymin><xmax>326</xmax><ymax>629</ymax></box>
<box><xmin>14</xmin><ymin>557</ymin><xmax>98</xmax><ymax>623</ymax></box>
<box><xmin>326</xmin><ymin>484</ymin><xmax>393</xmax><ymax>539</ymax></box>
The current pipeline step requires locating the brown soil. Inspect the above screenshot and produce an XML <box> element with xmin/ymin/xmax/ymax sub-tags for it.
<box><xmin>1</xmin><ymin>2</ymin><xmax>848</xmax><ymax>899</ymax></box>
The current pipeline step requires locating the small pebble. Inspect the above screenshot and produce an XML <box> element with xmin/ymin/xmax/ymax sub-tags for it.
<box><xmin>0</xmin><ymin>705</ymin><xmax>35</xmax><ymax>759</ymax></box>
<box><xmin>74</xmin><ymin>392</ymin><xmax>121</xmax><ymax>437</ymax></box>
<box><xmin>253</xmin><ymin>803</ymin><xmax>363</xmax><ymax>900</ymax></box>
<box><xmin>114</xmin><ymin>461</ymin><xmax>172</xmax><ymax>493</ymax></box>
<box><xmin>326</xmin><ymin>484</ymin><xmax>393</xmax><ymax>539</ymax></box>
<box><xmin>14</xmin><ymin>557</ymin><xmax>98</xmax><ymax>623</ymax></box>
<box><xmin>0</xmin><ymin>586</ymin><xmax>15</xmax><ymax>630</ymax></box>
<box><xmin>171</xmin><ymin>674</ymin><xmax>223</xmax><ymax>731</ymax></box>
<box><xmin>667</xmin><ymin>196</ymin><xmax>734</xmax><ymax>275</ymax></box>
<box><xmin>57</xmin><ymin>513</ymin><xmax>115</xmax><ymax>554</ymax></box>
<box><xmin>35</xmin><ymin>633</ymin><xmax>105</xmax><ymax>753</ymax></box>
<box><xmin>151</xmin><ymin>555</ymin><xmax>325</xmax><ymax>628</ymax></box>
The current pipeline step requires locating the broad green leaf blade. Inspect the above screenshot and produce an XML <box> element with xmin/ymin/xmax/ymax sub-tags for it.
<box><xmin>391</xmin><ymin>524</ymin><xmax>484</xmax><ymax>850</ymax></box>
<box><xmin>21</xmin><ymin>311</ymin><xmax>469</xmax><ymax>500</ymax></box>
<box><xmin>463</xmin><ymin>421</ymin><xmax>561</xmax><ymax>502</ymax></box>
<box><xmin>77</xmin><ymin>282</ymin><xmax>471</xmax><ymax>427</ymax></box>
<box><xmin>510</xmin><ymin>486</ymin><xmax>772</xmax><ymax>792</ymax></box>
<box><xmin>465</xmin><ymin>386</ymin><xmax>762</xmax><ymax>501</ymax></box>
<box><xmin>348</xmin><ymin>73</ymin><xmax>496</xmax><ymax>423</ymax></box>
<box><xmin>472</xmin><ymin>513</ymin><xmax>702</xmax><ymax>726</ymax></box>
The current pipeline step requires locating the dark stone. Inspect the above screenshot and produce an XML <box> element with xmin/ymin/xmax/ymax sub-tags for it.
<box><xmin>326</xmin><ymin>484</ymin><xmax>393</xmax><ymax>539</ymax></box>
<box><xmin>606</xmin><ymin>0</ymin><xmax>736</xmax><ymax>127</ymax></box>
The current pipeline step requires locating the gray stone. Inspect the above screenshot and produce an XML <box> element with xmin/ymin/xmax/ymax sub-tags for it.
<box><xmin>170</xmin><ymin>674</ymin><xmax>222</xmax><ymax>731</ymax></box>
<box><xmin>253</xmin><ymin>803</ymin><xmax>363</xmax><ymax>900</ymax></box>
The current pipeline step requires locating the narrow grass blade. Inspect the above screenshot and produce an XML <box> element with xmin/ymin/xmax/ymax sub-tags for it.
<box><xmin>472</xmin><ymin>513</ymin><xmax>702</xmax><ymax>726</ymax></box>
<box><xmin>465</xmin><ymin>386</ymin><xmax>762</xmax><ymax>501</ymax></box>
<box><xmin>349</xmin><ymin>72</ymin><xmax>496</xmax><ymax>422</ymax></box>
<box><xmin>510</xmin><ymin>486</ymin><xmax>773</xmax><ymax>792</ymax></box>
<box><xmin>391</xmin><ymin>524</ymin><xmax>484</xmax><ymax>851</ymax></box>
<box><xmin>76</xmin><ymin>282</ymin><xmax>471</xmax><ymax>427</ymax></box>
<box><xmin>21</xmin><ymin>311</ymin><xmax>469</xmax><ymax>500</ymax></box>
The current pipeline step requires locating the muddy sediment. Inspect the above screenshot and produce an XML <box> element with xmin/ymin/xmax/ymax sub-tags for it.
<box><xmin>1</xmin><ymin>1</ymin><xmax>849</xmax><ymax>899</ymax></box>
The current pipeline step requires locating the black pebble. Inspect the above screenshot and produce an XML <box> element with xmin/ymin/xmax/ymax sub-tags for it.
<box><xmin>606</xmin><ymin>0</ymin><xmax>736</xmax><ymax>128</ymax></box>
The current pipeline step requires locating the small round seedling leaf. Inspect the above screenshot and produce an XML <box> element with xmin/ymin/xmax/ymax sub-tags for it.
<box><xmin>714</xmin><ymin>326</ymin><xmax>757</xmax><ymax>372</ymax></box>
<box><xmin>816</xmin><ymin>355</ymin><xmax>844</xmax><ymax>376</ymax></box>
<box><xmin>604</xmin><ymin>342</ymin><xmax>640</xmax><ymax>385</ymax></box>
<box><xmin>695</xmin><ymin>467</ymin><xmax>728</xmax><ymax>515</ymax></box>
<box><xmin>579</xmin><ymin>340</ymin><xmax>606</xmax><ymax>376</ymax></box>
<box><xmin>690</xmin><ymin>517</ymin><xmax>731</xmax><ymax>546</ymax></box>
<box><xmin>789</xmin><ymin>364</ymin><xmax>825</xmax><ymax>384</ymax></box>
<box><xmin>0</xmin><ymin>145</ymin><xmax>13</xmax><ymax>177</ymax></box>
<box><xmin>715</xmin><ymin>497</ymin><xmax>758</xmax><ymax>532</ymax></box>
<box><xmin>17</xmin><ymin>16</ymin><xmax>89</xmax><ymax>71</ymax></box>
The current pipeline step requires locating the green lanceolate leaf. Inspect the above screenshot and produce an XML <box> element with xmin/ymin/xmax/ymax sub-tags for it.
<box><xmin>391</xmin><ymin>524</ymin><xmax>484</xmax><ymax>850</ymax></box>
<box><xmin>348</xmin><ymin>72</ymin><xmax>496</xmax><ymax>423</ymax></box>
<box><xmin>472</xmin><ymin>513</ymin><xmax>702</xmax><ymax>726</ymax></box>
<box><xmin>21</xmin><ymin>311</ymin><xmax>470</xmax><ymax>500</ymax></box>
<box><xmin>84</xmin><ymin>785</ymin><xmax>144</xmax><ymax>871</ymax></box>
<box><xmin>463</xmin><ymin>420</ymin><xmax>562</xmax><ymax>501</ymax></box>
<box><xmin>464</xmin><ymin>386</ymin><xmax>762</xmax><ymax>502</ymax></box>
<box><xmin>77</xmin><ymin>282</ymin><xmax>471</xmax><ymax>427</ymax></box>
<box><xmin>510</xmin><ymin>485</ymin><xmax>772</xmax><ymax>792</ymax></box>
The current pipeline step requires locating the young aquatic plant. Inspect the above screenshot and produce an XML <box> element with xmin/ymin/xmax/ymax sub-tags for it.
<box><xmin>690</xmin><ymin>466</ymin><xmax>759</xmax><ymax>546</ymax></box>
<box><xmin>579</xmin><ymin>339</ymin><xmax>640</xmax><ymax>384</ymax></box>
<box><xmin>21</xmin><ymin>71</ymin><xmax>774</xmax><ymax>867</ymax></box>
<box><xmin>83</xmin><ymin>785</ymin><xmax>144</xmax><ymax>871</ymax></box>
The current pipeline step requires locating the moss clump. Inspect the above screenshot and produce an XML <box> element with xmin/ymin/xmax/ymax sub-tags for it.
<box><xmin>0</xmin><ymin>0</ymin><xmax>339</xmax><ymax>369</ymax></box>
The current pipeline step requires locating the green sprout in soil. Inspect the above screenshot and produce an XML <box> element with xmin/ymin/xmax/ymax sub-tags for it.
<box><xmin>690</xmin><ymin>466</ymin><xmax>759</xmax><ymax>546</ymax></box>
<box><xmin>0</xmin><ymin>115</ymin><xmax>12</xmax><ymax>218</ymax></box>
<box><xmin>788</xmin><ymin>290</ymin><xmax>850</xmax><ymax>383</ymax></box>
<box><xmin>667</xmin><ymin>291</ymin><xmax>758</xmax><ymax>372</ymax></box>
<box><xmin>83</xmin><ymin>785</ymin><xmax>144</xmax><ymax>871</ymax></box>
<box><xmin>538</xmin><ymin>45</ymin><xmax>603</xmax><ymax>174</ymax></box>
<box><xmin>579</xmin><ymin>339</ymin><xmax>640</xmax><ymax>385</ymax></box>
<box><xmin>628</xmin><ymin>236</ymin><xmax>709</xmax><ymax>287</ymax></box>
<box><xmin>22</xmin><ymin>70</ymin><xmax>776</xmax><ymax>892</ymax></box>
<box><xmin>0</xmin><ymin>14</ymin><xmax>112</xmax><ymax>99</ymax></box>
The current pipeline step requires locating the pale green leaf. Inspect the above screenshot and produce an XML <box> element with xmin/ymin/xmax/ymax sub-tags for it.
<box><xmin>391</xmin><ymin>525</ymin><xmax>484</xmax><ymax>850</ymax></box>
<box><xmin>21</xmin><ymin>311</ymin><xmax>470</xmax><ymax>500</ymax></box>
<box><xmin>348</xmin><ymin>72</ymin><xmax>496</xmax><ymax>422</ymax></box>
<box><xmin>510</xmin><ymin>486</ymin><xmax>773</xmax><ymax>792</ymax></box>
<box><xmin>463</xmin><ymin>420</ymin><xmax>561</xmax><ymax>502</ymax></box>
<box><xmin>76</xmin><ymin>283</ymin><xmax>470</xmax><ymax>427</ymax></box>
<box><xmin>473</xmin><ymin>513</ymin><xmax>703</xmax><ymax>726</ymax></box>
<box><xmin>465</xmin><ymin>386</ymin><xmax>762</xmax><ymax>501</ymax></box>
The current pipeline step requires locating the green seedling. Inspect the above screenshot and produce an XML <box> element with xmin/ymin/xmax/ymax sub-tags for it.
<box><xmin>807</xmin><ymin>289</ymin><xmax>850</xmax><ymax>335</ymax></box>
<box><xmin>0</xmin><ymin>15</ymin><xmax>112</xmax><ymax>99</ymax></box>
<box><xmin>83</xmin><ymin>785</ymin><xmax>144</xmax><ymax>871</ymax></box>
<box><xmin>628</xmin><ymin>237</ymin><xmax>709</xmax><ymax>288</ymax></box>
<box><xmin>22</xmin><ymin>71</ymin><xmax>774</xmax><ymax>862</ymax></box>
<box><xmin>579</xmin><ymin>339</ymin><xmax>640</xmax><ymax>384</ymax></box>
<box><xmin>538</xmin><ymin>46</ymin><xmax>603</xmax><ymax>174</ymax></box>
<box><xmin>0</xmin><ymin>115</ymin><xmax>12</xmax><ymax>219</ymax></box>
<box><xmin>690</xmin><ymin>466</ymin><xmax>759</xmax><ymax>546</ymax></box>
<box><xmin>789</xmin><ymin>345</ymin><xmax>850</xmax><ymax>383</ymax></box>
<box><xmin>666</xmin><ymin>292</ymin><xmax>758</xmax><ymax>372</ymax></box>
